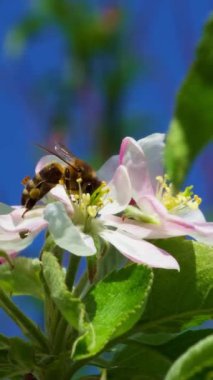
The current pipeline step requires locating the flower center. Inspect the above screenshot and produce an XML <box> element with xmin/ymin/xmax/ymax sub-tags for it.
<box><xmin>156</xmin><ymin>175</ymin><xmax>202</xmax><ymax>212</ymax></box>
<box><xmin>72</xmin><ymin>179</ymin><xmax>111</xmax><ymax>220</ymax></box>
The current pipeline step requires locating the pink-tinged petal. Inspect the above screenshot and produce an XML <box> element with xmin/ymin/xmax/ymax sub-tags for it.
<box><xmin>135</xmin><ymin>196</ymin><xmax>195</xmax><ymax>238</ymax></box>
<box><xmin>35</xmin><ymin>154</ymin><xmax>65</xmax><ymax>173</ymax></box>
<box><xmin>191</xmin><ymin>222</ymin><xmax>213</xmax><ymax>245</ymax></box>
<box><xmin>173</xmin><ymin>207</ymin><xmax>206</xmax><ymax>223</ymax></box>
<box><xmin>11</xmin><ymin>207</ymin><xmax>44</xmax><ymax>224</ymax></box>
<box><xmin>163</xmin><ymin>216</ymin><xmax>213</xmax><ymax>245</ymax></box>
<box><xmin>100</xmin><ymin>165</ymin><xmax>132</xmax><ymax>215</ymax></box>
<box><xmin>119</xmin><ymin>137</ymin><xmax>154</xmax><ymax>199</ymax></box>
<box><xmin>0</xmin><ymin>205</ymin><xmax>47</xmax><ymax>253</ymax></box>
<box><xmin>101</xmin><ymin>214</ymin><xmax>152</xmax><ymax>238</ymax></box>
<box><xmin>0</xmin><ymin>234</ymin><xmax>35</xmax><ymax>252</ymax></box>
<box><xmin>137</xmin><ymin>195</ymin><xmax>165</xmax><ymax>221</ymax></box>
<box><xmin>48</xmin><ymin>185</ymin><xmax>74</xmax><ymax>214</ymax></box>
<box><xmin>97</xmin><ymin>155</ymin><xmax>119</xmax><ymax>182</ymax></box>
<box><xmin>44</xmin><ymin>202</ymin><xmax>96</xmax><ymax>256</ymax></box>
<box><xmin>0</xmin><ymin>209</ymin><xmax>47</xmax><ymax>234</ymax></box>
<box><xmin>0</xmin><ymin>252</ymin><xmax>17</xmax><ymax>264</ymax></box>
<box><xmin>0</xmin><ymin>214</ymin><xmax>45</xmax><ymax>252</ymax></box>
<box><xmin>137</xmin><ymin>195</ymin><xmax>213</xmax><ymax>243</ymax></box>
<box><xmin>100</xmin><ymin>229</ymin><xmax>179</xmax><ymax>270</ymax></box>
<box><xmin>137</xmin><ymin>133</ymin><xmax>165</xmax><ymax>190</ymax></box>
<box><xmin>119</xmin><ymin>137</ymin><xmax>131</xmax><ymax>164</ymax></box>
<box><xmin>101</xmin><ymin>212</ymin><xmax>191</xmax><ymax>242</ymax></box>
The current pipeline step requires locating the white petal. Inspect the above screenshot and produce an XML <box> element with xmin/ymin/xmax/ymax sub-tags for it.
<box><xmin>0</xmin><ymin>207</ymin><xmax>47</xmax><ymax>253</ymax></box>
<box><xmin>0</xmin><ymin>209</ymin><xmax>47</xmax><ymax>234</ymax></box>
<box><xmin>35</xmin><ymin>155</ymin><xmax>65</xmax><ymax>173</ymax></box>
<box><xmin>101</xmin><ymin>229</ymin><xmax>179</xmax><ymax>270</ymax></box>
<box><xmin>191</xmin><ymin>222</ymin><xmax>213</xmax><ymax>245</ymax></box>
<box><xmin>48</xmin><ymin>184</ymin><xmax>74</xmax><ymax>214</ymax></box>
<box><xmin>119</xmin><ymin>137</ymin><xmax>154</xmax><ymax>199</ymax></box>
<box><xmin>137</xmin><ymin>196</ymin><xmax>161</xmax><ymax>220</ymax></box>
<box><xmin>101</xmin><ymin>215</ymin><xmax>152</xmax><ymax>238</ymax></box>
<box><xmin>97</xmin><ymin>155</ymin><xmax>119</xmax><ymax>182</ymax></box>
<box><xmin>138</xmin><ymin>133</ymin><xmax>165</xmax><ymax>190</ymax></box>
<box><xmin>100</xmin><ymin>165</ymin><xmax>132</xmax><ymax>215</ymax></box>
<box><xmin>0</xmin><ymin>233</ymin><xmax>37</xmax><ymax>252</ymax></box>
<box><xmin>173</xmin><ymin>207</ymin><xmax>206</xmax><ymax>223</ymax></box>
<box><xmin>44</xmin><ymin>202</ymin><xmax>96</xmax><ymax>256</ymax></box>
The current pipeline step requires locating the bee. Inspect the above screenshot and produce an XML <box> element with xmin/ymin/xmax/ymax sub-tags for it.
<box><xmin>21</xmin><ymin>143</ymin><xmax>102</xmax><ymax>213</ymax></box>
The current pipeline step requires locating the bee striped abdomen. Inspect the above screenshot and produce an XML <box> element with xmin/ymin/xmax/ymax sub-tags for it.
<box><xmin>21</xmin><ymin>163</ymin><xmax>64</xmax><ymax>211</ymax></box>
<box><xmin>21</xmin><ymin>142</ymin><xmax>102</xmax><ymax>214</ymax></box>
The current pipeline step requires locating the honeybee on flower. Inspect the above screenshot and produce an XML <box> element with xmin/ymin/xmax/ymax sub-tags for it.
<box><xmin>0</xmin><ymin>134</ymin><xmax>212</xmax><ymax>271</ymax></box>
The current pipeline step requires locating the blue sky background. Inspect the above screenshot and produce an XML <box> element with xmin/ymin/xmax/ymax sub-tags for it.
<box><xmin>0</xmin><ymin>0</ymin><xmax>213</xmax><ymax>334</ymax></box>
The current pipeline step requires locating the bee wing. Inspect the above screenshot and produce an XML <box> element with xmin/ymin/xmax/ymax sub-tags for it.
<box><xmin>54</xmin><ymin>143</ymin><xmax>77</xmax><ymax>164</ymax></box>
<box><xmin>37</xmin><ymin>143</ymin><xmax>80</xmax><ymax>172</ymax></box>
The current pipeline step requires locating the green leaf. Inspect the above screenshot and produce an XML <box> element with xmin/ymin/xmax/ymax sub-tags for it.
<box><xmin>0</xmin><ymin>334</ymin><xmax>10</xmax><ymax>349</ymax></box>
<box><xmin>8</xmin><ymin>337</ymin><xmax>35</xmax><ymax>370</ymax></box>
<box><xmin>107</xmin><ymin>342</ymin><xmax>171</xmax><ymax>380</ymax></box>
<box><xmin>131</xmin><ymin>331</ymin><xmax>180</xmax><ymax>346</ymax></box>
<box><xmin>106</xmin><ymin>330</ymin><xmax>213</xmax><ymax>380</ymax></box>
<box><xmin>0</xmin><ymin>203</ymin><xmax>13</xmax><ymax>214</ymax></box>
<box><xmin>165</xmin><ymin>335</ymin><xmax>213</xmax><ymax>380</ymax></box>
<box><xmin>0</xmin><ymin>257</ymin><xmax>43</xmax><ymax>299</ymax></box>
<box><xmin>138</xmin><ymin>238</ymin><xmax>213</xmax><ymax>334</ymax></box>
<box><xmin>158</xmin><ymin>329</ymin><xmax>213</xmax><ymax>362</ymax></box>
<box><xmin>166</xmin><ymin>16</ymin><xmax>213</xmax><ymax>187</ymax></box>
<box><xmin>0</xmin><ymin>335</ymin><xmax>36</xmax><ymax>378</ymax></box>
<box><xmin>42</xmin><ymin>251</ymin><xmax>90</xmax><ymax>332</ymax></box>
<box><xmin>73</xmin><ymin>264</ymin><xmax>153</xmax><ymax>360</ymax></box>
<box><xmin>130</xmin><ymin>328</ymin><xmax>212</xmax><ymax>350</ymax></box>
<box><xmin>0</xmin><ymin>250</ymin><xmax>14</xmax><ymax>266</ymax></box>
<box><xmin>96</xmin><ymin>245</ymin><xmax>127</xmax><ymax>281</ymax></box>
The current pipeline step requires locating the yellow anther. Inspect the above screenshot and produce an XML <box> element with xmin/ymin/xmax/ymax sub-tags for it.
<box><xmin>87</xmin><ymin>205</ymin><xmax>98</xmax><ymax>218</ymax></box>
<box><xmin>71</xmin><ymin>181</ymin><xmax>113</xmax><ymax>221</ymax></box>
<box><xmin>82</xmin><ymin>193</ymin><xmax>90</xmax><ymax>204</ymax></box>
<box><xmin>156</xmin><ymin>176</ymin><xmax>164</xmax><ymax>183</ymax></box>
<box><xmin>156</xmin><ymin>175</ymin><xmax>202</xmax><ymax>212</ymax></box>
<box><xmin>194</xmin><ymin>195</ymin><xmax>202</xmax><ymax>205</ymax></box>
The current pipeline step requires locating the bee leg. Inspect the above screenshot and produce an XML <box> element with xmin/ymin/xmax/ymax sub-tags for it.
<box><xmin>22</xmin><ymin>187</ymin><xmax>42</xmax><ymax>216</ymax></box>
<box><xmin>22</xmin><ymin>198</ymin><xmax>38</xmax><ymax>217</ymax></box>
<box><xmin>64</xmin><ymin>167</ymin><xmax>73</xmax><ymax>195</ymax></box>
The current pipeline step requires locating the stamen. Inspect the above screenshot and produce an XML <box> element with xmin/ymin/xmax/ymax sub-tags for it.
<box><xmin>72</xmin><ymin>181</ymin><xmax>111</xmax><ymax>221</ymax></box>
<box><xmin>87</xmin><ymin>205</ymin><xmax>98</xmax><ymax>218</ymax></box>
<box><xmin>156</xmin><ymin>175</ymin><xmax>202</xmax><ymax>212</ymax></box>
<box><xmin>76</xmin><ymin>177</ymin><xmax>83</xmax><ymax>201</ymax></box>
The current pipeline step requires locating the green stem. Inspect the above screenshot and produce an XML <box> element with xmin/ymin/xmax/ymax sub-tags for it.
<box><xmin>0</xmin><ymin>288</ymin><xmax>48</xmax><ymax>351</ymax></box>
<box><xmin>52</xmin><ymin>317</ymin><xmax>69</xmax><ymax>354</ymax></box>
<box><xmin>73</xmin><ymin>271</ymin><xmax>89</xmax><ymax>298</ymax></box>
<box><xmin>62</xmin><ymin>360</ymin><xmax>88</xmax><ymax>380</ymax></box>
<box><xmin>65</xmin><ymin>254</ymin><xmax>81</xmax><ymax>290</ymax></box>
<box><xmin>40</xmin><ymin>233</ymin><xmax>64</xmax><ymax>346</ymax></box>
<box><xmin>40</xmin><ymin>233</ymin><xmax>64</xmax><ymax>263</ymax></box>
<box><xmin>51</xmin><ymin>255</ymin><xmax>81</xmax><ymax>354</ymax></box>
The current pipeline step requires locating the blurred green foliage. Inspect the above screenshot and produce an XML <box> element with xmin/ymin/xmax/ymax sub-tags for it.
<box><xmin>166</xmin><ymin>16</ymin><xmax>213</xmax><ymax>187</ymax></box>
